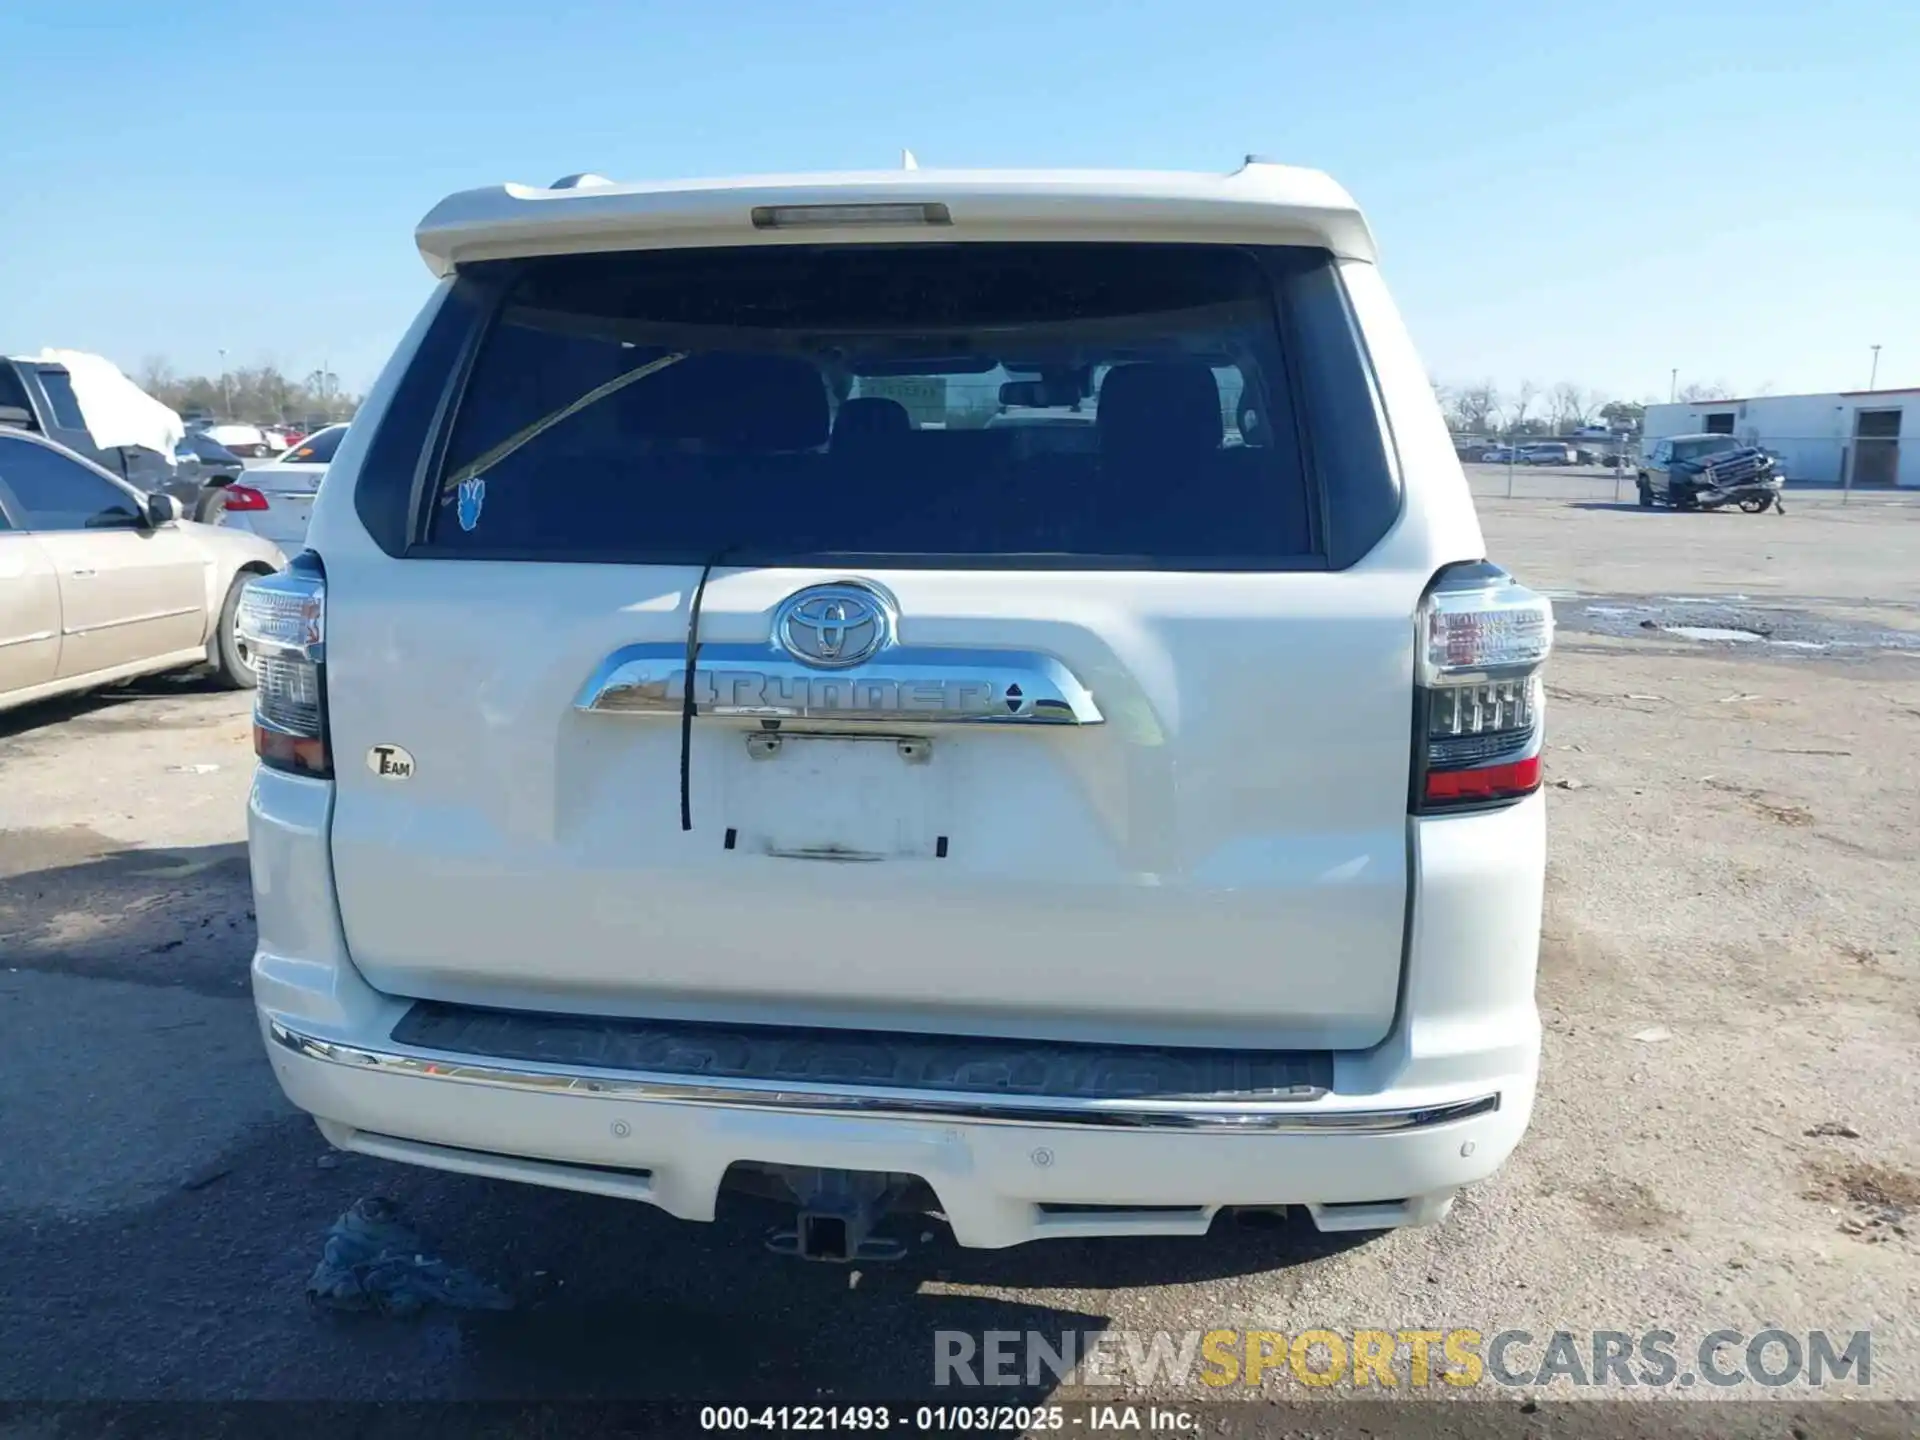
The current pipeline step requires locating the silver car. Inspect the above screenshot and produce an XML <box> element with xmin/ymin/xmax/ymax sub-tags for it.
<box><xmin>1518</xmin><ymin>443</ymin><xmax>1574</xmax><ymax>466</ymax></box>
<box><xmin>213</xmin><ymin>423</ymin><xmax>348</xmax><ymax>549</ymax></box>
<box><xmin>0</xmin><ymin>430</ymin><xmax>284</xmax><ymax>713</ymax></box>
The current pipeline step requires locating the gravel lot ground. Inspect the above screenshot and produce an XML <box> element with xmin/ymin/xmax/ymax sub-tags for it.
<box><xmin>2</xmin><ymin>492</ymin><xmax>1916</xmax><ymax>1427</ymax></box>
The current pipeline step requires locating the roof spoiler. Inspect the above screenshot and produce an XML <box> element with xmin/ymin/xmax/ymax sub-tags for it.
<box><xmin>413</xmin><ymin>164</ymin><xmax>1377</xmax><ymax>276</ymax></box>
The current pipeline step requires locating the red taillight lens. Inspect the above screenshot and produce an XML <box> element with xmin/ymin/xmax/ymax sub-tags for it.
<box><xmin>1423</xmin><ymin>755</ymin><xmax>1542</xmax><ymax>805</ymax></box>
<box><xmin>252</xmin><ymin>723</ymin><xmax>330</xmax><ymax>777</ymax></box>
<box><xmin>222</xmin><ymin>484</ymin><xmax>269</xmax><ymax>512</ymax></box>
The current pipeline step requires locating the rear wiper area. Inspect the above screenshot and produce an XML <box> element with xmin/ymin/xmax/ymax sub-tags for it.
<box><xmin>680</xmin><ymin>544</ymin><xmax>740</xmax><ymax>832</ymax></box>
<box><xmin>439</xmin><ymin>350</ymin><xmax>687</xmax><ymax>497</ymax></box>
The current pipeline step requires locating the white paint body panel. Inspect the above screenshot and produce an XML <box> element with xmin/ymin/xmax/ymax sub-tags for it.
<box><xmin>219</xmin><ymin>499</ymin><xmax>313</xmax><ymax>549</ymax></box>
<box><xmin>240</xmin><ymin>458</ymin><xmax>327</xmax><ymax>494</ymax></box>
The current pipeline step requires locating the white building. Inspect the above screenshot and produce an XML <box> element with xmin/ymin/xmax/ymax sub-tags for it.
<box><xmin>1642</xmin><ymin>388</ymin><xmax>1916</xmax><ymax>488</ymax></box>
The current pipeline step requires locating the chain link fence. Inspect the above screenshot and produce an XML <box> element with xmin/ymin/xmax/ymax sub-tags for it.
<box><xmin>1454</xmin><ymin>433</ymin><xmax>1918</xmax><ymax>506</ymax></box>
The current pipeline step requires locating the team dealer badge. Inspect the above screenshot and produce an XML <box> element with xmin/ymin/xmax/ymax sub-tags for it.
<box><xmin>366</xmin><ymin>744</ymin><xmax>416</xmax><ymax>780</ymax></box>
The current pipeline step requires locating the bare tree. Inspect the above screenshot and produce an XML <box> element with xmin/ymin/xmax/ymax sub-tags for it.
<box><xmin>136</xmin><ymin>356</ymin><xmax>177</xmax><ymax>395</ymax></box>
<box><xmin>133</xmin><ymin>355</ymin><xmax>360</xmax><ymax>423</ymax></box>
<box><xmin>1599</xmin><ymin>399</ymin><xmax>1646</xmax><ymax>434</ymax></box>
<box><xmin>1447</xmin><ymin>380</ymin><xmax>1501</xmax><ymax>436</ymax></box>
<box><xmin>304</xmin><ymin>368</ymin><xmax>341</xmax><ymax>406</ymax></box>
<box><xmin>1549</xmin><ymin>382</ymin><xmax>1600</xmax><ymax>430</ymax></box>
<box><xmin>1508</xmin><ymin>380</ymin><xmax>1539</xmax><ymax>435</ymax></box>
<box><xmin>1676</xmin><ymin>381</ymin><xmax>1732</xmax><ymax>403</ymax></box>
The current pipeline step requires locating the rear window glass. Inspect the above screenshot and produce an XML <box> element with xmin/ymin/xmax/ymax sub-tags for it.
<box><xmin>1674</xmin><ymin>439</ymin><xmax>1734</xmax><ymax>461</ymax></box>
<box><xmin>425</xmin><ymin>244</ymin><xmax>1320</xmax><ymax>567</ymax></box>
<box><xmin>37</xmin><ymin>370</ymin><xmax>87</xmax><ymax>430</ymax></box>
<box><xmin>285</xmin><ymin>426</ymin><xmax>346</xmax><ymax>464</ymax></box>
<box><xmin>0</xmin><ymin>365</ymin><xmax>33</xmax><ymax>415</ymax></box>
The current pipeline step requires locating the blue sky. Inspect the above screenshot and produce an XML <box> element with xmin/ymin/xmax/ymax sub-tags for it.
<box><xmin>1</xmin><ymin>0</ymin><xmax>1913</xmax><ymax>403</ymax></box>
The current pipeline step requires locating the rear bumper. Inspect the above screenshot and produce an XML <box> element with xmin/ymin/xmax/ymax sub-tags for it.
<box><xmin>248</xmin><ymin>768</ymin><xmax>1544</xmax><ymax>1246</ymax></box>
<box><xmin>267</xmin><ymin>1015</ymin><xmax>1524</xmax><ymax>1244</ymax></box>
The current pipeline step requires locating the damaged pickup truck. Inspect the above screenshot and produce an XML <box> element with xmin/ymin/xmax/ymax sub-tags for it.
<box><xmin>1638</xmin><ymin>434</ymin><xmax>1786</xmax><ymax>513</ymax></box>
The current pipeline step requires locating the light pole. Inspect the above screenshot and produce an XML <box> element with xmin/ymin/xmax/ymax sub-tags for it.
<box><xmin>1669</xmin><ymin>368</ymin><xmax>1677</xmax><ymax>403</ymax></box>
<box><xmin>1868</xmin><ymin>345</ymin><xmax>1882</xmax><ymax>391</ymax></box>
<box><xmin>217</xmin><ymin>348</ymin><xmax>230</xmax><ymax>417</ymax></box>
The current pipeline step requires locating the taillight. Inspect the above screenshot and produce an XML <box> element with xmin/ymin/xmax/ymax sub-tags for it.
<box><xmin>221</xmin><ymin>484</ymin><xmax>269</xmax><ymax>512</ymax></box>
<box><xmin>1412</xmin><ymin>562</ymin><xmax>1553</xmax><ymax>813</ymax></box>
<box><xmin>235</xmin><ymin>553</ymin><xmax>330</xmax><ymax>778</ymax></box>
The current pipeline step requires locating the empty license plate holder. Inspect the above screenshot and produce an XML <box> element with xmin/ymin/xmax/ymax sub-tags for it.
<box><xmin>725</xmin><ymin>732</ymin><xmax>946</xmax><ymax>860</ymax></box>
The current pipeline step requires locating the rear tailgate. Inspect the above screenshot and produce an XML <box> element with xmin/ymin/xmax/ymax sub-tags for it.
<box><xmin>326</xmin><ymin>560</ymin><xmax>1419</xmax><ymax>1049</ymax></box>
<box><xmin>322</xmin><ymin>238</ymin><xmax>1428</xmax><ymax>1051</ymax></box>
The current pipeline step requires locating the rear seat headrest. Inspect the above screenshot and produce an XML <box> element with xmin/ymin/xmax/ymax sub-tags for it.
<box><xmin>1096</xmin><ymin>363</ymin><xmax>1222</xmax><ymax>456</ymax></box>
<box><xmin>832</xmin><ymin>396</ymin><xmax>912</xmax><ymax>447</ymax></box>
<box><xmin>619</xmin><ymin>352</ymin><xmax>829</xmax><ymax>451</ymax></box>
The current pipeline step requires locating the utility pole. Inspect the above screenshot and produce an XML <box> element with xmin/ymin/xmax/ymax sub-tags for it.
<box><xmin>1868</xmin><ymin>345</ymin><xmax>1882</xmax><ymax>391</ymax></box>
<box><xmin>1669</xmin><ymin>368</ymin><xmax>1677</xmax><ymax>403</ymax></box>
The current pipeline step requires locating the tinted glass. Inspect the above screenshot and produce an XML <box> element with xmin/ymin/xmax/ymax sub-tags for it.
<box><xmin>191</xmin><ymin>434</ymin><xmax>244</xmax><ymax>464</ymax></box>
<box><xmin>0</xmin><ymin>437</ymin><xmax>144</xmax><ymax>530</ymax></box>
<box><xmin>1674</xmin><ymin>439</ymin><xmax>1733</xmax><ymax>461</ymax></box>
<box><xmin>426</xmin><ymin>244</ymin><xmax>1318</xmax><ymax>567</ymax></box>
<box><xmin>284</xmin><ymin>425</ymin><xmax>346</xmax><ymax>465</ymax></box>
<box><xmin>37</xmin><ymin>370</ymin><xmax>87</xmax><ymax>430</ymax></box>
<box><xmin>0</xmin><ymin>364</ymin><xmax>32</xmax><ymax>413</ymax></box>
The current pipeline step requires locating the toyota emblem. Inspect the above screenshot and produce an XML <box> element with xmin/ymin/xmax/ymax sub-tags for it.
<box><xmin>773</xmin><ymin>583</ymin><xmax>893</xmax><ymax>669</ymax></box>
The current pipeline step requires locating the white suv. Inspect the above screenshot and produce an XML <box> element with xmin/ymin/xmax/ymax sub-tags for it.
<box><xmin>240</xmin><ymin>161</ymin><xmax>1552</xmax><ymax>1258</ymax></box>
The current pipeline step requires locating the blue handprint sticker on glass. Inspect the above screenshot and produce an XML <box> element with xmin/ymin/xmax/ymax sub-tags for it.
<box><xmin>456</xmin><ymin>476</ymin><xmax>486</xmax><ymax>533</ymax></box>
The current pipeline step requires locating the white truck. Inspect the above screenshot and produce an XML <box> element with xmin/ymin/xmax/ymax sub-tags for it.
<box><xmin>240</xmin><ymin>160</ymin><xmax>1552</xmax><ymax>1259</ymax></box>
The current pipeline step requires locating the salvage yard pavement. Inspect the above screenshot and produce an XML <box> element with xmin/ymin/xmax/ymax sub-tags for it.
<box><xmin>0</xmin><ymin>501</ymin><xmax>1916</xmax><ymax>1416</ymax></box>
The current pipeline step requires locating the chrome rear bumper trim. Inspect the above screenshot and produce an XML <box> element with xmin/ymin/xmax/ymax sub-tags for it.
<box><xmin>269</xmin><ymin>1021</ymin><xmax>1499</xmax><ymax>1134</ymax></box>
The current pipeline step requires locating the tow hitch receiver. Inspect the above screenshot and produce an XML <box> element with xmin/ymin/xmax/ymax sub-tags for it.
<box><xmin>764</xmin><ymin>1167</ymin><xmax>909</xmax><ymax>1263</ymax></box>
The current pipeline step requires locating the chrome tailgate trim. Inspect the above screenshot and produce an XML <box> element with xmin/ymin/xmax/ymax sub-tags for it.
<box><xmin>577</xmin><ymin>642</ymin><xmax>1103</xmax><ymax>725</ymax></box>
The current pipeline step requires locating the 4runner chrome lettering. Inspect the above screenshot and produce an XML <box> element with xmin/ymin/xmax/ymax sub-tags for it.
<box><xmin>576</xmin><ymin>642</ymin><xmax>1104</xmax><ymax>724</ymax></box>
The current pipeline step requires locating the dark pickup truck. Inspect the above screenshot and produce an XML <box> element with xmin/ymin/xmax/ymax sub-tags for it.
<box><xmin>0</xmin><ymin>357</ymin><xmax>169</xmax><ymax>487</ymax></box>
<box><xmin>1638</xmin><ymin>434</ymin><xmax>1785</xmax><ymax>513</ymax></box>
<box><xmin>0</xmin><ymin>357</ymin><xmax>239</xmax><ymax>519</ymax></box>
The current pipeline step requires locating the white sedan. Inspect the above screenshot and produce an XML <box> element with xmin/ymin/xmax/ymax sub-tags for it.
<box><xmin>196</xmin><ymin>421</ymin><xmax>272</xmax><ymax>457</ymax></box>
<box><xmin>215</xmin><ymin>423</ymin><xmax>347</xmax><ymax>549</ymax></box>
